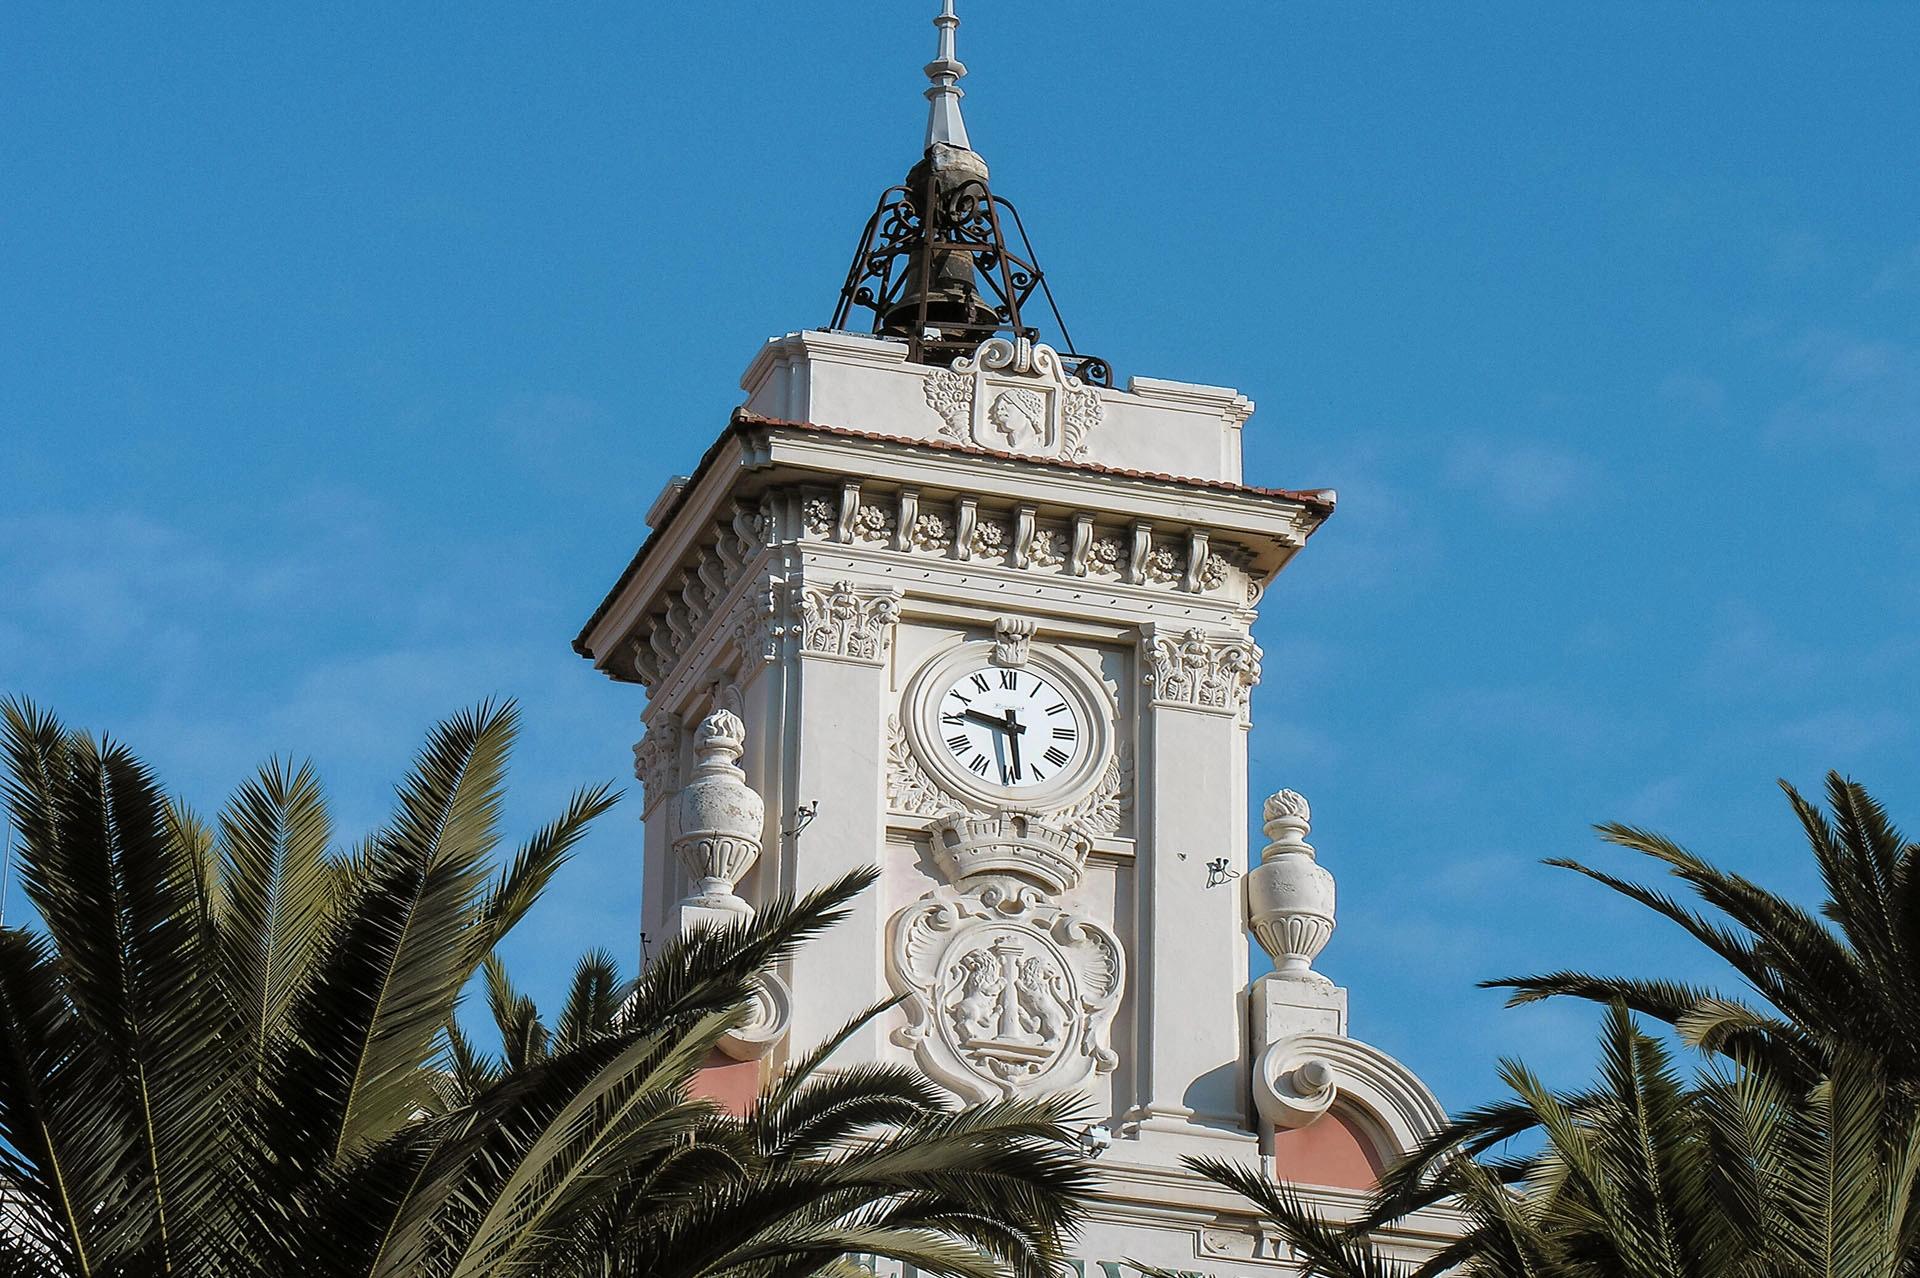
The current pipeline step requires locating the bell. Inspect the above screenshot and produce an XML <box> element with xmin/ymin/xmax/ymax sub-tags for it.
<box><xmin>880</xmin><ymin>143</ymin><xmax>1003</xmax><ymax>353</ymax></box>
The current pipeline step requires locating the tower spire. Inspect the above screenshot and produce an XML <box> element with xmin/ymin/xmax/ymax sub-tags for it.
<box><xmin>828</xmin><ymin>3</ymin><xmax>1111</xmax><ymax>387</ymax></box>
<box><xmin>924</xmin><ymin>0</ymin><xmax>972</xmax><ymax>152</ymax></box>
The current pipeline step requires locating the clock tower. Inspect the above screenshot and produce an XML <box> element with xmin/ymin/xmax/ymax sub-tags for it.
<box><xmin>574</xmin><ymin>4</ymin><xmax>1457</xmax><ymax>1269</ymax></box>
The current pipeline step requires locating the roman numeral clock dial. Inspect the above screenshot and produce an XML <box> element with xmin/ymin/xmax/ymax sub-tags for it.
<box><xmin>936</xmin><ymin>666</ymin><xmax>1082</xmax><ymax>789</ymax></box>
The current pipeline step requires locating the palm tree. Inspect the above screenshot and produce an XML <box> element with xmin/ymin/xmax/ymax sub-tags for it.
<box><xmin>1490</xmin><ymin>774</ymin><xmax>1920</xmax><ymax>1096</ymax></box>
<box><xmin>1187</xmin><ymin>1005</ymin><xmax>1920</xmax><ymax>1278</ymax></box>
<box><xmin>451</xmin><ymin>939</ymin><xmax>1096</xmax><ymax>1278</ymax></box>
<box><xmin>1183</xmin><ymin>776</ymin><xmax>1920</xmax><ymax>1278</ymax></box>
<box><xmin>0</xmin><ymin>698</ymin><xmax>1094</xmax><ymax>1278</ymax></box>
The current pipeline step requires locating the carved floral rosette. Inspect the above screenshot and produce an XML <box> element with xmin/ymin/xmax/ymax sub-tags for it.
<box><xmin>888</xmin><ymin>878</ymin><xmax>1125</xmax><ymax>1102</ymax></box>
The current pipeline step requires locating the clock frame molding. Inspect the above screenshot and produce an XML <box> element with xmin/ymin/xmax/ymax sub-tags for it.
<box><xmin>901</xmin><ymin>637</ymin><xmax>1115</xmax><ymax>815</ymax></box>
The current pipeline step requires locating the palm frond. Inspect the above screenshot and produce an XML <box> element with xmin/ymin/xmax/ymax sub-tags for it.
<box><xmin>276</xmin><ymin>701</ymin><xmax>516</xmax><ymax>1163</ymax></box>
<box><xmin>215</xmin><ymin>757</ymin><xmax>335</xmax><ymax>1080</ymax></box>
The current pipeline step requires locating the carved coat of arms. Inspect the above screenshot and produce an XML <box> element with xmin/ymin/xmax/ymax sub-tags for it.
<box><xmin>888</xmin><ymin>878</ymin><xmax>1124</xmax><ymax>1101</ymax></box>
<box><xmin>923</xmin><ymin>337</ymin><xmax>1104</xmax><ymax>461</ymax></box>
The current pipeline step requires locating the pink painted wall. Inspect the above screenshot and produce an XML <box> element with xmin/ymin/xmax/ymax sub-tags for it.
<box><xmin>1271</xmin><ymin>1111</ymin><xmax>1386</xmax><ymax>1191</ymax></box>
<box><xmin>689</xmin><ymin>1050</ymin><xmax>761</xmax><ymax>1116</ymax></box>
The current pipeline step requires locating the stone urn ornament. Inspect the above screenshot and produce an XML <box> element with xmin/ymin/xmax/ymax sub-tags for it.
<box><xmin>671</xmin><ymin>709</ymin><xmax>764</xmax><ymax>928</ymax></box>
<box><xmin>1245</xmin><ymin>789</ymin><xmax>1336</xmax><ymax>984</ymax></box>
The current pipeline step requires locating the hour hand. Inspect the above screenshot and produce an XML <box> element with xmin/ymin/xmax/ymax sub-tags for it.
<box><xmin>963</xmin><ymin>709</ymin><xmax>1023</xmax><ymax>734</ymax></box>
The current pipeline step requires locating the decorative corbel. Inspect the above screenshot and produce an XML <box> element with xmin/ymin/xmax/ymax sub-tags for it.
<box><xmin>1010</xmin><ymin>505</ymin><xmax>1036</xmax><ymax>569</ymax></box>
<box><xmin>1069</xmin><ymin>513</ymin><xmax>1094</xmax><ymax>577</ymax></box>
<box><xmin>953</xmin><ymin>497</ymin><xmax>979</xmax><ymax>562</ymax></box>
<box><xmin>894</xmin><ymin>489</ymin><xmax>919</xmax><ymax>554</ymax></box>
<box><xmin>1185</xmin><ymin>530</ymin><xmax>1210</xmax><ymax>593</ymax></box>
<box><xmin>1127</xmin><ymin>523</ymin><xmax>1153</xmax><ymax>586</ymax></box>
<box><xmin>835</xmin><ymin>481</ymin><xmax>861</xmax><ymax>544</ymax></box>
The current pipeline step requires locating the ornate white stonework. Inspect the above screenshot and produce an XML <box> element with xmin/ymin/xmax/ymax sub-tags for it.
<box><xmin>716</xmin><ymin>972</ymin><xmax>792</xmax><ymax>1062</ymax></box>
<box><xmin>885</xmin><ymin>714</ymin><xmax>957</xmax><ymax>819</ymax></box>
<box><xmin>631</xmin><ymin>713</ymin><xmax>682</xmax><ymax>814</ymax></box>
<box><xmin>991</xmin><ymin>616</ymin><xmax>1035</xmax><ymax>667</ymax></box>
<box><xmin>1142</xmin><ymin>626</ymin><xmax>1263</xmax><ymax>714</ymax></box>
<box><xmin>1247</xmin><ymin>790</ymin><xmax>1335</xmax><ymax>984</ymax></box>
<box><xmin>889</xmin><ymin>878</ymin><xmax>1124</xmax><ymax>1102</ymax></box>
<box><xmin>671</xmin><ymin>710</ymin><xmax>765</xmax><ymax>922</ymax></box>
<box><xmin>798</xmin><ymin>580</ymin><xmax>902</xmax><ymax>663</ymax></box>
<box><xmin>886</xmin><ymin>727</ymin><xmax>1131</xmax><ymax>893</ymax></box>
<box><xmin>1056</xmin><ymin>748</ymin><xmax>1131</xmax><ymax>839</ymax></box>
<box><xmin>725</xmin><ymin>582</ymin><xmax>786</xmax><ymax>667</ymax></box>
<box><xmin>929</xmin><ymin>811</ymin><xmax>1092</xmax><ymax>895</ymax></box>
<box><xmin>923</xmin><ymin>338</ymin><xmax>1105</xmax><ymax>461</ymax></box>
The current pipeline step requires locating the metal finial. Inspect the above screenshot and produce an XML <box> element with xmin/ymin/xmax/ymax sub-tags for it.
<box><xmin>924</xmin><ymin>0</ymin><xmax>972</xmax><ymax>151</ymax></box>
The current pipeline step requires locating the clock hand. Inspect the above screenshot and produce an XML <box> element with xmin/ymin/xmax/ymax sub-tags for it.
<box><xmin>1004</xmin><ymin>708</ymin><xmax>1024</xmax><ymax>780</ymax></box>
<box><xmin>962</xmin><ymin>708</ymin><xmax>1024</xmax><ymax>734</ymax></box>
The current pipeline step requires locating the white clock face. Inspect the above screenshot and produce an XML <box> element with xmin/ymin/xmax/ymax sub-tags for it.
<box><xmin>935</xmin><ymin>665</ymin><xmax>1084</xmax><ymax>790</ymax></box>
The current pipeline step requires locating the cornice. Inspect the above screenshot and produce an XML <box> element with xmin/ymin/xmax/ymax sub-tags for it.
<box><xmin>575</xmin><ymin>411</ymin><xmax>1334</xmax><ymax>681</ymax></box>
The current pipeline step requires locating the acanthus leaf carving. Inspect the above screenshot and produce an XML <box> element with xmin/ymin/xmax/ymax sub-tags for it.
<box><xmin>886</xmin><ymin>715</ymin><xmax>957</xmax><ymax>819</ymax></box>
<box><xmin>1143</xmin><ymin>627</ymin><xmax>1262</xmax><ymax>715</ymax></box>
<box><xmin>923</xmin><ymin>369</ymin><xmax>972</xmax><ymax>443</ymax></box>
<box><xmin>798</xmin><ymin>580</ymin><xmax>902</xmax><ymax>664</ymax></box>
<box><xmin>991</xmin><ymin>617</ymin><xmax>1035</xmax><ymax>668</ymax></box>
<box><xmin>1057</xmin><ymin>744</ymin><xmax>1132</xmax><ymax>841</ymax></box>
<box><xmin>631</xmin><ymin>713</ymin><xmax>683</xmax><ymax>814</ymax></box>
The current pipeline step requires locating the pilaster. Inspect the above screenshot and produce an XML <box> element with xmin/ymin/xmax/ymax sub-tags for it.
<box><xmin>1123</xmin><ymin>622</ymin><xmax>1257</xmax><ymax>1151</ymax></box>
<box><xmin>781</xmin><ymin>575</ymin><xmax>903</xmax><ymax>1056</ymax></box>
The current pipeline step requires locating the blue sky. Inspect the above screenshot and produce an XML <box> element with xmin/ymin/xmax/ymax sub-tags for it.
<box><xmin>4</xmin><ymin>2</ymin><xmax>1917</xmax><ymax>1111</ymax></box>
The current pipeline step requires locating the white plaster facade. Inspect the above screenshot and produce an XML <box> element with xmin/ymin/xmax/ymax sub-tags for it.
<box><xmin>575</xmin><ymin>333</ymin><xmax>1462</xmax><ymax>1274</ymax></box>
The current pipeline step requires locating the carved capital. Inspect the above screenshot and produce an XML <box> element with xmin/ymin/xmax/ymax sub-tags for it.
<box><xmin>726</xmin><ymin>580</ymin><xmax>788</xmax><ymax>668</ymax></box>
<box><xmin>991</xmin><ymin>617</ymin><xmax>1036</xmax><ymax>667</ymax></box>
<box><xmin>631</xmin><ymin>713</ymin><xmax>683</xmax><ymax>814</ymax></box>
<box><xmin>1142</xmin><ymin>626</ymin><xmax>1262</xmax><ymax>715</ymax></box>
<box><xmin>797</xmin><ymin>580</ymin><xmax>902</xmax><ymax>664</ymax></box>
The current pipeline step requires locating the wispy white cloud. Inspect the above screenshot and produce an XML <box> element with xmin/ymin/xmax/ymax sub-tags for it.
<box><xmin>1763</xmin><ymin>228</ymin><xmax>1827</xmax><ymax>278</ymax></box>
<box><xmin>1766</xmin><ymin>329</ymin><xmax>1920</xmax><ymax>473</ymax></box>
<box><xmin>1443</xmin><ymin>439</ymin><xmax>1596</xmax><ymax>517</ymax></box>
<box><xmin>1406</xmin><ymin>682</ymin><xmax>1624</xmax><ymax>758</ymax></box>
<box><xmin>1771</xmin><ymin>708</ymin><xmax>1909</xmax><ymax>756</ymax></box>
<box><xmin>1693</xmin><ymin>602</ymin><xmax>1825</xmax><ymax>694</ymax></box>
<box><xmin>1269</xmin><ymin>435</ymin><xmax>1445</xmax><ymax>597</ymax></box>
